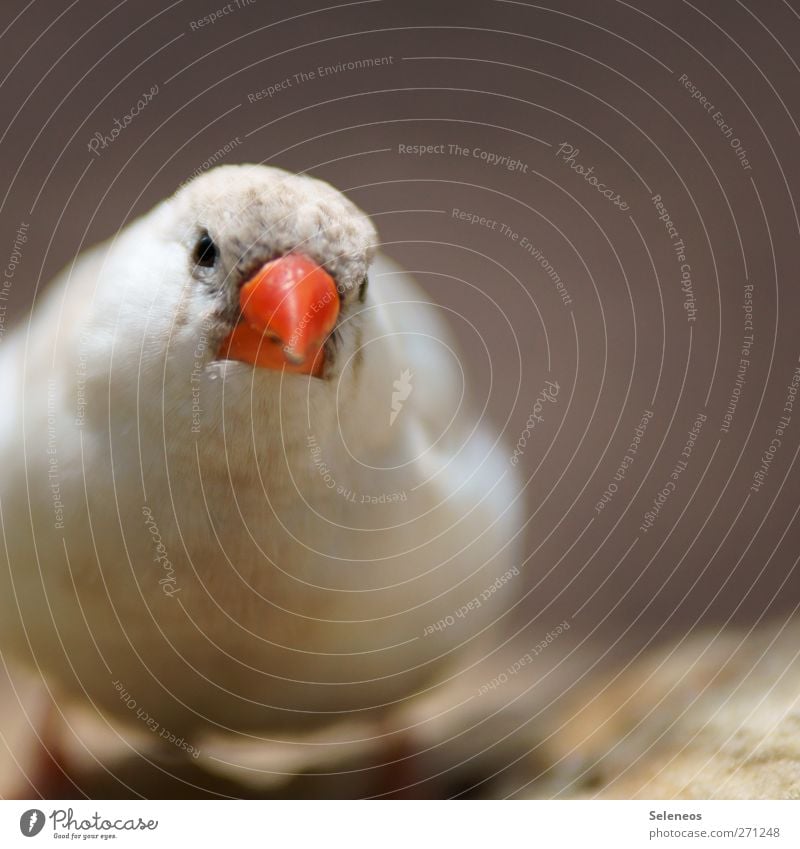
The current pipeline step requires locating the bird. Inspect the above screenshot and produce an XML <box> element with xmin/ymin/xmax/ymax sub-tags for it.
<box><xmin>0</xmin><ymin>164</ymin><xmax>523</xmax><ymax>786</ymax></box>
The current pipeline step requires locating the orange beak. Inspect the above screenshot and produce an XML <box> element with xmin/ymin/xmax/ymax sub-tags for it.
<box><xmin>218</xmin><ymin>253</ymin><xmax>340</xmax><ymax>377</ymax></box>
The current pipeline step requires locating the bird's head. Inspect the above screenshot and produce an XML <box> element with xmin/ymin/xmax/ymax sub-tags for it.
<box><xmin>120</xmin><ymin>164</ymin><xmax>377</xmax><ymax>385</ymax></box>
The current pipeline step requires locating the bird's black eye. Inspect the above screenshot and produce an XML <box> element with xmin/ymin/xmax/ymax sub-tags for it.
<box><xmin>193</xmin><ymin>231</ymin><xmax>218</xmax><ymax>269</ymax></box>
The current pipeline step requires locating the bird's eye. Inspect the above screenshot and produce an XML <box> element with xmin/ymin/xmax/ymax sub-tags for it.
<box><xmin>193</xmin><ymin>231</ymin><xmax>218</xmax><ymax>269</ymax></box>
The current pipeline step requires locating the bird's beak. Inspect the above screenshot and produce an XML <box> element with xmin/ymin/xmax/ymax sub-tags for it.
<box><xmin>218</xmin><ymin>253</ymin><xmax>340</xmax><ymax>377</ymax></box>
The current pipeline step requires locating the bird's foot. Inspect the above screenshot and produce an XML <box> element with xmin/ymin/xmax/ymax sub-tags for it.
<box><xmin>11</xmin><ymin>701</ymin><xmax>75</xmax><ymax>800</ymax></box>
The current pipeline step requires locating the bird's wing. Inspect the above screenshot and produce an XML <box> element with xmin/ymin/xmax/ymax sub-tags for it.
<box><xmin>365</xmin><ymin>251</ymin><xmax>466</xmax><ymax>443</ymax></box>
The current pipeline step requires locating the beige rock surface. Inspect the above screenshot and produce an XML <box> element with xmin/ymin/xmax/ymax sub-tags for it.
<box><xmin>529</xmin><ymin>619</ymin><xmax>800</xmax><ymax>799</ymax></box>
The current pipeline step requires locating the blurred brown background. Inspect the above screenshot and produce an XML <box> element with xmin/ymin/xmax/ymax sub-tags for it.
<box><xmin>2</xmin><ymin>0</ymin><xmax>799</xmax><ymax>751</ymax></box>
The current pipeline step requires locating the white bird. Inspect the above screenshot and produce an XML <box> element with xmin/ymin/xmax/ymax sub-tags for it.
<box><xmin>0</xmin><ymin>164</ymin><xmax>522</xmax><ymax>770</ymax></box>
